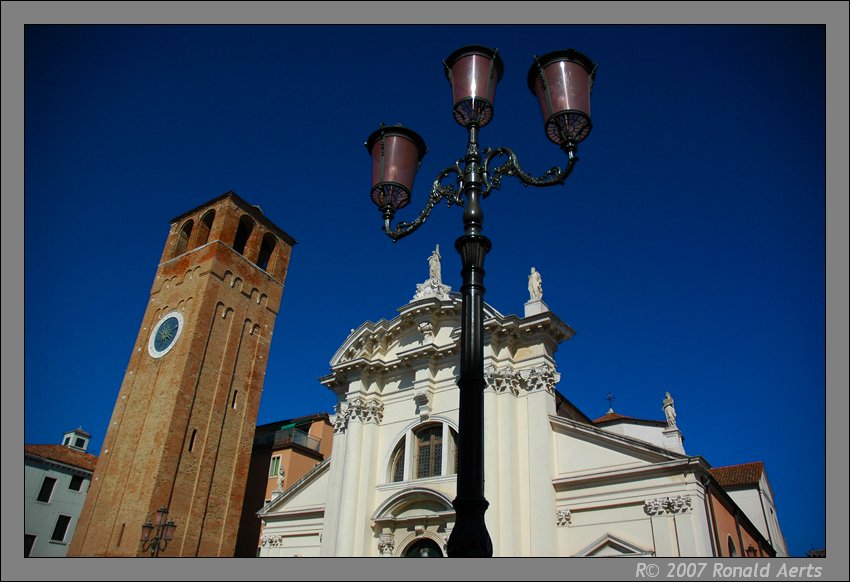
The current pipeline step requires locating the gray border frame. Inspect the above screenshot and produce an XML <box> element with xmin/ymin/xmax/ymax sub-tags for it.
<box><xmin>3</xmin><ymin>2</ymin><xmax>846</xmax><ymax>580</ymax></box>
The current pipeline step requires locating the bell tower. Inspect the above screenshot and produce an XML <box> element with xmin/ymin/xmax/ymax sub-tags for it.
<box><xmin>68</xmin><ymin>191</ymin><xmax>295</xmax><ymax>556</ymax></box>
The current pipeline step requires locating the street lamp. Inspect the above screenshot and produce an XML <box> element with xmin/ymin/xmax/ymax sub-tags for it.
<box><xmin>140</xmin><ymin>506</ymin><xmax>177</xmax><ymax>557</ymax></box>
<box><xmin>366</xmin><ymin>45</ymin><xmax>596</xmax><ymax>557</ymax></box>
<box><xmin>746</xmin><ymin>545</ymin><xmax>759</xmax><ymax>557</ymax></box>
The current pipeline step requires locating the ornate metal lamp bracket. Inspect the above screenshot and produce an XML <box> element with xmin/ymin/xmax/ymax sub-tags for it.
<box><xmin>482</xmin><ymin>144</ymin><xmax>578</xmax><ymax>195</ymax></box>
<box><xmin>383</xmin><ymin>162</ymin><xmax>464</xmax><ymax>241</ymax></box>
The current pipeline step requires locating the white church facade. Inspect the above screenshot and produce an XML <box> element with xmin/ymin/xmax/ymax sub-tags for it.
<box><xmin>257</xmin><ymin>249</ymin><xmax>786</xmax><ymax>558</ymax></box>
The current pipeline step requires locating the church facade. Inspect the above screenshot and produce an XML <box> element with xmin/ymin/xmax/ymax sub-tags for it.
<box><xmin>257</xmin><ymin>249</ymin><xmax>787</xmax><ymax>558</ymax></box>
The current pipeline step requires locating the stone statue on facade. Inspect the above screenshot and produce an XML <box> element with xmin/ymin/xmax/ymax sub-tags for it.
<box><xmin>428</xmin><ymin>244</ymin><xmax>442</xmax><ymax>284</ymax></box>
<box><xmin>528</xmin><ymin>267</ymin><xmax>543</xmax><ymax>301</ymax></box>
<box><xmin>662</xmin><ymin>391</ymin><xmax>677</xmax><ymax>428</ymax></box>
<box><xmin>412</xmin><ymin>244</ymin><xmax>452</xmax><ymax>301</ymax></box>
<box><xmin>275</xmin><ymin>468</ymin><xmax>285</xmax><ymax>493</ymax></box>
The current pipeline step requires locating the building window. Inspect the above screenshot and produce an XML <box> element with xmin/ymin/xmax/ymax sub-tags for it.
<box><xmin>36</xmin><ymin>476</ymin><xmax>57</xmax><ymax>503</ymax></box>
<box><xmin>195</xmin><ymin>210</ymin><xmax>215</xmax><ymax>247</ymax></box>
<box><xmin>25</xmin><ymin>534</ymin><xmax>36</xmax><ymax>557</ymax></box>
<box><xmin>388</xmin><ymin>423</ymin><xmax>458</xmax><ymax>483</ymax></box>
<box><xmin>390</xmin><ymin>443</ymin><xmax>405</xmax><ymax>482</ymax></box>
<box><xmin>63</xmin><ymin>436</ymin><xmax>71</xmax><ymax>446</ymax></box>
<box><xmin>68</xmin><ymin>475</ymin><xmax>85</xmax><ymax>492</ymax></box>
<box><xmin>51</xmin><ymin>515</ymin><xmax>72</xmax><ymax>543</ymax></box>
<box><xmin>233</xmin><ymin>215</ymin><xmax>254</xmax><ymax>255</ymax></box>
<box><xmin>257</xmin><ymin>233</ymin><xmax>277</xmax><ymax>271</ymax></box>
<box><xmin>269</xmin><ymin>455</ymin><xmax>281</xmax><ymax>478</ymax></box>
<box><xmin>727</xmin><ymin>535</ymin><xmax>738</xmax><ymax>557</ymax></box>
<box><xmin>416</xmin><ymin>426</ymin><xmax>443</xmax><ymax>479</ymax></box>
<box><xmin>74</xmin><ymin>437</ymin><xmax>86</xmax><ymax>448</ymax></box>
<box><xmin>188</xmin><ymin>428</ymin><xmax>198</xmax><ymax>452</ymax></box>
<box><xmin>173</xmin><ymin>219</ymin><xmax>194</xmax><ymax>258</ymax></box>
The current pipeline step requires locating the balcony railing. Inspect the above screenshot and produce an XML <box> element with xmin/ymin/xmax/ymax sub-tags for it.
<box><xmin>272</xmin><ymin>428</ymin><xmax>321</xmax><ymax>453</ymax></box>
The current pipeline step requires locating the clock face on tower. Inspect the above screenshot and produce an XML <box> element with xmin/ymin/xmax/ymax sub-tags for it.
<box><xmin>148</xmin><ymin>311</ymin><xmax>184</xmax><ymax>358</ymax></box>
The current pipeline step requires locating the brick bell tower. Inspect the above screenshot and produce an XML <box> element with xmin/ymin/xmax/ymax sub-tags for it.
<box><xmin>68</xmin><ymin>192</ymin><xmax>295</xmax><ymax>556</ymax></box>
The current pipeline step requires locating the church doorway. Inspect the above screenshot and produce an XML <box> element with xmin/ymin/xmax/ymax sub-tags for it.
<box><xmin>403</xmin><ymin>538</ymin><xmax>443</xmax><ymax>557</ymax></box>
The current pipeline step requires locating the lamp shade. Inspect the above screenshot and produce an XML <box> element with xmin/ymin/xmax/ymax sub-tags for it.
<box><xmin>527</xmin><ymin>49</ymin><xmax>596</xmax><ymax>145</ymax></box>
<box><xmin>140</xmin><ymin>522</ymin><xmax>154</xmax><ymax>542</ymax></box>
<box><xmin>163</xmin><ymin>520</ymin><xmax>177</xmax><ymax>542</ymax></box>
<box><xmin>444</xmin><ymin>45</ymin><xmax>504</xmax><ymax>128</ymax></box>
<box><xmin>365</xmin><ymin>125</ymin><xmax>427</xmax><ymax>214</ymax></box>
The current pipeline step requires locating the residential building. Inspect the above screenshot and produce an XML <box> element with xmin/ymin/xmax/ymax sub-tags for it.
<box><xmin>25</xmin><ymin>428</ymin><xmax>97</xmax><ymax>557</ymax></box>
<box><xmin>234</xmin><ymin>413</ymin><xmax>334</xmax><ymax>556</ymax></box>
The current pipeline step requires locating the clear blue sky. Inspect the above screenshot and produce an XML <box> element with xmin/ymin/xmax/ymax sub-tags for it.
<box><xmin>23</xmin><ymin>24</ymin><xmax>826</xmax><ymax>556</ymax></box>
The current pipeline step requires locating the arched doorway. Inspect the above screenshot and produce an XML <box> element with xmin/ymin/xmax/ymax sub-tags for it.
<box><xmin>403</xmin><ymin>538</ymin><xmax>443</xmax><ymax>557</ymax></box>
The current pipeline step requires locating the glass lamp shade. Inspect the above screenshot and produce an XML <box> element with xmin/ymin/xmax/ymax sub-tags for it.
<box><xmin>527</xmin><ymin>49</ymin><xmax>596</xmax><ymax>145</ymax></box>
<box><xmin>155</xmin><ymin>507</ymin><xmax>169</xmax><ymax>526</ymax></box>
<box><xmin>140</xmin><ymin>522</ymin><xmax>154</xmax><ymax>543</ymax></box>
<box><xmin>163</xmin><ymin>520</ymin><xmax>177</xmax><ymax>542</ymax></box>
<box><xmin>365</xmin><ymin>125</ymin><xmax>427</xmax><ymax>214</ymax></box>
<box><xmin>443</xmin><ymin>45</ymin><xmax>504</xmax><ymax>127</ymax></box>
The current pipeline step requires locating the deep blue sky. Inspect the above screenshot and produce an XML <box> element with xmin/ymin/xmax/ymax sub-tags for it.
<box><xmin>23</xmin><ymin>25</ymin><xmax>826</xmax><ymax>556</ymax></box>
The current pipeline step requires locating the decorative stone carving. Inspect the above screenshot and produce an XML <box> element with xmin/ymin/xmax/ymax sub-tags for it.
<box><xmin>643</xmin><ymin>498</ymin><xmax>665</xmax><ymax>516</ymax></box>
<box><xmin>485</xmin><ymin>364</ymin><xmax>560</xmax><ymax>396</ymax></box>
<box><xmin>520</xmin><ymin>364</ymin><xmax>561</xmax><ymax>395</ymax></box>
<box><xmin>414</xmin><ymin>389</ymin><xmax>431</xmax><ymax>421</ymax></box>
<box><xmin>260</xmin><ymin>534</ymin><xmax>285</xmax><ymax>547</ymax></box>
<box><xmin>413</xmin><ymin>279</ymin><xmax>452</xmax><ymax>301</ymax></box>
<box><xmin>378</xmin><ymin>533</ymin><xmax>395</xmax><ymax>556</ymax></box>
<box><xmin>556</xmin><ymin>509</ymin><xmax>572</xmax><ymax>526</ymax></box>
<box><xmin>333</xmin><ymin>401</ymin><xmax>350</xmax><ymax>433</ymax></box>
<box><xmin>418</xmin><ymin>321</ymin><xmax>435</xmax><ymax>344</ymax></box>
<box><xmin>663</xmin><ymin>495</ymin><xmax>692</xmax><ymax>514</ymax></box>
<box><xmin>644</xmin><ymin>495</ymin><xmax>692</xmax><ymax>516</ymax></box>
<box><xmin>347</xmin><ymin>397</ymin><xmax>384</xmax><ymax>424</ymax></box>
<box><xmin>484</xmin><ymin>365</ymin><xmax>520</xmax><ymax>396</ymax></box>
<box><xmin>413</xmin><ymin>246</ymin><xmax>452</xmax><ymax>301</ymax></box>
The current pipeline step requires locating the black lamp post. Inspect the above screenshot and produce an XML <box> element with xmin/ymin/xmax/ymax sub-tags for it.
<box><xmin>366</xmin><ymin>45</ymin><xmax>596</xmax><ymax>557</ymax></box>
<box><xmin>140</xmin><ymin>506</ymin><xmax>177</xmax><ymax>557</ymax></box>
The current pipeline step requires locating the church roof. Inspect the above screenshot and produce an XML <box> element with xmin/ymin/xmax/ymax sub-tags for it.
<box><xmin>592</xmin><ymin>412</ymin><xmax>666</xmax><ymax>427</ymax></box>
<box><xmin>710</xmin><ymin>461</ymin><xmax>764</xmax><ymax>487</ymax></box>
<box><xmin>25</xmin><ymin>444</ymin><xmax>98</xmax><ymax>473</ymax></box>
<box><xmin>592</xmin><ymin>412</ymin><xmax>637</xmax><ymax>423</ymax></box>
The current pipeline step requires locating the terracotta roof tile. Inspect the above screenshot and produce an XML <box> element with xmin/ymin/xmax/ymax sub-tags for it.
<box><xmin>25</xmin><ymin>444</ymin><xmax>98</xmax><ymax>473</ymax></box>
<box><xmin>592</xmin><ymin>412</ymin><xmax>638</xmax><ymax>424</ymax></box>
<box><xmin>710</xmin><ymin>461</ymin><xmax>764</xmax><ymax>487</ymax></box>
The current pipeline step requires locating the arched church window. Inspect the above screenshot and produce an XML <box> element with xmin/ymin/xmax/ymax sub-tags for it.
<box><xmin>233</xmin><ymin>215</ymin><xmax>254</xmax><ymax>255</ymax></box>
<box><xmin>390</xmin><ymin>442</ymin><xmax>405</xmax><ymax>482</ymax></box>
<box><xmin>388</xmin><ymin>423</ymin><xmax>458</xmax><ymax>483</ymax></box>
<box><xmin>173</xmin><ymin>220</ymin><xmax>193</xmax><ymax>258</ymax></box>
<box><xmin>416</xmin><ymin>425</ymin><xmax>443</xmax><ymax>479</ymax></box>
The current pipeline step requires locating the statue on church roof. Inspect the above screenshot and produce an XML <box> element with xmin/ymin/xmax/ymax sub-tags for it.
<box><xmin>428</xmin><ymin>244</ymin><xmax>442</xmax><ymax>284</ymax></box>
<box><xmin>412</xmin><ymin>244</ymin><xmax>452</xmax><ymax>302</ymax></box>
<box><xmin>528</xmin><ymin>267</ymin><xmax>543</xmax><ymax>301</ymax></box>
<box><xmin>662</xmin><ymin>391</ymin><xmax>677</xmax><ymax>428</ymax></box>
